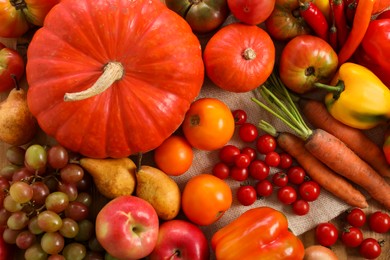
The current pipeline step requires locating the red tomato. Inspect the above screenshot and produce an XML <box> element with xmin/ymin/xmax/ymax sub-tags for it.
<box><xmin>368</xmin><ymin>211</ymin><xmax>390</xmax><ymax>233</ymax></box>
<box><xmin>277</xmin><ymin>185</ymin><xmax>297</xmax><ymax>205</ymax></box>
<box><xmin>182</xmin><ymin>174</ymin><xmax>232</xmax><ymax>226</ymax></box>
<box><xmin>287</xmin><ymin>166</ymin><xmax>306</xmax><ymax>185</ymax></box>
<box><xmin>298</xmin><ymin>180</ymin><xmax>320</xmax><ymax>202</ymax></box>
<box><xmin>231</xmin><ymin>109</ymin><xmax>247</xmax><ymax>125</ymax></box>
<box><xmin>248</xmin><ymin>159</ymin><xmax>270</xmax><ymax>180</ymax></box>
<box><xmin>346</xmin><ymin>208</ymin><xmax>366</xmax><ymax>228</ymax></box>
<box><xmin>234</xmin><ymin>153</ymin><xmax>251</xmax><ymax>169</ymax></box>
<box><xmin>264</xmin><ymin>151</ymin><xmax>280</xmax><ymax>167</ymax></box>
<box><xmin>292</xmin><ymin>199</ymin><xmax>310</xmax><ymax>216</ymax></box>
<box><xmin>238</xmin><ymin>123</ymin><xmax>258</xmax><ymax>143</ymax></box>
<box><xmin>279</xmin><ymin>152</ymin><xmax>293</xmax><ymax>169</ymax></box>
<box><xmin>182</xmin><ymin>98</ymin><xmax>235</xmax><ymax>151</ymax></box>
<box><xmin>230</xmin><ymin>166</ymin><xmax>249</xmax><ymax>181</ymax></box>
<box><xmin>279</xmin><ymin>35</ymin><xmax>338</xmax><ymax>94</ymax></box>
<box><xmin>359</xmin><ymin>238</ymin><xmax>382</xmax><ymax>259</ymax></box>
<box><xmin>255</xmin><ymin>179</ymin><xmax>273</xmax><ymax>197</ymax></box>
<box><xmin>212</xmin><ymin>162</ymin><xmax>230</xmax><ymax>180</ymax></box>
<box><xmin>241</xmin><ymin>147</ymin><xmax>257</xmax><ymax>162</ymax></box>
<box><xmin>236</xmin><ymin>185</ymin><xmax>257</xmax><ymax>206</ymax></box>
<box><xmin>265</xmin><ymin>0</ymin><xmax>311</xmax><ymax>41</ymax></box>
<box><xmin>227</xmin><ymin>0</ymin><xmax>276</xmax><ymax>25</ymax></box>
<box><xmin>165</xmin><ymin>0</ymin><xmax>229</xmax><ymax>34</ymax></box>
<box><xmin>256</xmin><ymin>134</ymin><xmax>276</xmax><ymax>154</ymax></box>
<box><xmin>153</xmin><ymin>135</ymin><xmax>193</xmax><ymax>176</ymax></box>
<box><xmin>272</xmin><ymin>172</ymin><xmax>289</xmax><ymax>187</ymax></box>
<box><xmin>219</xmin><ymin>145</ymin><xmax>240</xmax><ymax>165</ymax></box>
<box><xmin>0</xmin><ymin>43</ymin><xmax>25</xmax><ymax>92</ymax></box>
<box><xmin>315</xmin><ymin>222</ymin><xmax>339</xmax><ymax>247</ymax></box>
<box><xmin>0</xmin><ymin>0</ymin><xmax>60</xmax><ymax>37</ymax></box>
<box><xmin>341</xmin><ymin>226</ymin><xmax>363</xmax><ymax>247</ymax></box>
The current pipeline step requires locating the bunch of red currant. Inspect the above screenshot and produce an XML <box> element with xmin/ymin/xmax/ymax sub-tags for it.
<box><xmin>212</xmin><ymin>109</ymin><xmax>321</xmax><ymax>215</ymax></box>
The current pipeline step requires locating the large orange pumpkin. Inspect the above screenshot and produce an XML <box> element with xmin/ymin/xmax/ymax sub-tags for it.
<box><xmin>26</xmin><ymin>0</ymin><xmax>204</xmax><ymax>158</ymax></box>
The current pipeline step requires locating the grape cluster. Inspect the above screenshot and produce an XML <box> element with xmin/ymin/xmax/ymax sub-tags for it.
<box><xmin>0</xmin><ymin>144</ymin><xmax>106</xmax><ymax>260</ymax></box>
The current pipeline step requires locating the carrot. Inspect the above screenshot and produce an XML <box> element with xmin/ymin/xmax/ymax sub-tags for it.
<box><xmin>277</xmin><ymin>131</ymin><xmax>368</xmax><ymax>208</ymax></box>
<box><xmin>252</xmin><ymin>73</ymin><xmax>390</xmax><ymax>209</ymax></box>
<box><xmin>305</xmin><ymin>128</ymin><xmax>390</xmax><ymax>209</ymax></box>
<box><xmin>299</xmin><ymin>98</ymin><xmax>390</xmax><ymax>178</ymax></box>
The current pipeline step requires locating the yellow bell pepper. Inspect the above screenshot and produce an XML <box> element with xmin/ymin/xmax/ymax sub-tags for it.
<box><xmin>316</xmin><ymin>62</ymin><xmax>390</xmax><ymax>129</ymax></box>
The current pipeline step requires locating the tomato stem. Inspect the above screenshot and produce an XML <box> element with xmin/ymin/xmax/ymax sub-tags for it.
<box><xmin>10</xmin><ymin>0</ymin><xmax>27</xmax><ymax>10</ymax></box>
<box><xmin>64</xmin><ymin>61</ymin><xmax>124</xmax><ymax>101</ymax></box>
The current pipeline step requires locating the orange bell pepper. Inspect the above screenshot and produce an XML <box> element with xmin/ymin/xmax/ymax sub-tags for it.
<box><xmin>211</xmin><ymin>207</ymin><xmax>305</xmax><ymax>260</ymax></box>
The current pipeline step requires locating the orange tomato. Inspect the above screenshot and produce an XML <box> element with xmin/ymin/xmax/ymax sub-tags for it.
<box><xmin>182</xmin><ymin>174</ymin><xmax>232</xmax><ymax>226</ymax></box>
<box><xmin>153</xmin><ymin>135</ymin><xmax>193</xmax><ymax>176</ymax></box>
<box><xmin>182</xmin><ymin>98</ymin><xmax>235</xmax><ymax>151</ymax></box>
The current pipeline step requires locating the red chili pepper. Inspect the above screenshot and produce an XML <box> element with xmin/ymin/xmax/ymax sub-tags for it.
<box><xmin>338</xmin><ymin>0</ymin><xmax>374</xmax><ymax>64</ymax></box>
<box><xmin>332</xmin><ymin>0</ymin><xmax>349</xmax><ymax>48</ymax></box>
<box><xmin>344</xmin><ymin>0</ymin><xmax>358</xmax><ymax>27</ymax></box>
<box><xmin>299</xmin><ymin>1</ymin><xmax>329</xmax><ymax>41</ymax></box>
<box><xmin>329</xmin><ymin>25</ymin><xmax>338</xmax><ymax>51</ymax></box>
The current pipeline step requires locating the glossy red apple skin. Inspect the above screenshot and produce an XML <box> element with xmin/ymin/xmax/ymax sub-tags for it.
<box><xmin>0</xmin><ymin>43</ymin><xmax>24</xmax><ymax>93</ymax></box>
<box><xmin>149</xmin><ymin>219</ymin><xmax>210</xmax><ymax>260</ymax></box>
<box><xmin>95</xmin><ymin>195</ymin><xmax>159</xmax><ymax>260</ymax></box>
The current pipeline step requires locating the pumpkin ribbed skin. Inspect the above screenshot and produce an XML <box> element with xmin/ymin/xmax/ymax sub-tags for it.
<box><xmin>26</xmin><ymin>0</ymin><xmax>204</xmax><ymax>158</ymax></box>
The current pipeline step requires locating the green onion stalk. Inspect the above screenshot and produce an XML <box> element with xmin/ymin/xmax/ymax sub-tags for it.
<box><xmin>251</xmin><ymin>73</ymin><xmax>312</xmax><ymax>140</ymax></box>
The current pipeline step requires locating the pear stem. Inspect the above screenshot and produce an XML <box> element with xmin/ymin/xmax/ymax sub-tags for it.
<box><xmin>11</xmin><ymin>74</ymin><xmax>20</xmax><ymax>91</ymax></box>
<box><xmin>64</xmin><ymin>61</ymin><xmax>124</xmax><ymax>101</ymax></box>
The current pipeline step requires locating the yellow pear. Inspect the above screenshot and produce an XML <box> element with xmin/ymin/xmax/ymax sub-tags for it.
<box><xmin>0</xmin><ymin>87</ymin><xmax>38</xmax><ymax>145</ymax></box>
<box><xmin>136</xmin><ymin>165</ymin><xmax>181</xmax><ymax>220</ymax></box>
<box><xmin>79</xmin><ymin>157</ymin><xmax>136</xmax><ymax>199</ymax></box>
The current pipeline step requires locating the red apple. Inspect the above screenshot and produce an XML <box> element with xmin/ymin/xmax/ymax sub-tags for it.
<box><xmin>0</xmin><ymin>43</ymin><xmax>25</xmax><ymax>93</ymax></box>
<box><xmin>95</xmin><ymin>195</ymin><xmax>159</xmax><ymax>260</ymax></box>
<box><xmin>149</xmin><ymin>219</ymin><xmax>210</xmax><ymax>260</ymax></box>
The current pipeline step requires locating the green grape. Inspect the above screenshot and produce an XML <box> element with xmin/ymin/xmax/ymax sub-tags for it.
<box><xmin>59</xmin><ymin>217</ymin><xmax>79</xmax><ymax>238</ymax></box>
<box><xmin>75</xmin><ymin>219</ymin><xmax>94</xmax><ymax>242</ymax></box>
<box><xmin>0</xmin><ymin>164</ymin><xmax>21</xmax><ymax>180</ymax></box>
<box><xmin>37</xmin><ymin>210</ymin><xmax>63</xmax><ymax>233</ymax></box>
<box><xmin>88</xmin><ymin>236</ymin><xmax>105</xmax><ymax>252</ymax></box>
<box><xmin>25</xmin><ymin>144</ymin><xmax>47</xmax><ymax>172</ymax></box>
<box><xmin>6</xmin><ymin>145</ymin><xmax>26</xmax><ymax>166</ymax></box>
<box><xmin>7</xmin><ymin>211</ymin><xmax>29</xmax><ymax>230</ymax></box>
<box><xmin>75</xmin><ymin>192</ymin><xmax>92</xmax><ymax>207</ymax></box>
<box><xmin>41</xmin><ymin>231</ymin><xmax>65</xmax><ymax>255</ymax></box>
<box><xmin>24</xmin><ymin>243</ymin><xmax>48</xmax><ymax>260</ymax></box>
<box><xmin>45</xmin><ymin>191</ymin><xmax>69</xmax><ymax>213</ymax></box>
<box><xmin>9</xmin><ymin>181</ymin><xmax>33</xmax><ymax>203</ymax></box>
<box><xmin>3</xmin><ymin>195</ymin><xmax>23</xmax><ymax>212</ymax></box>
<box><xmin>28</xmin><ymin>216</ymin><xmax>44</xmax><ymax>235</ymax></box>
<box><xmin>62</xmin><ymin>242</ymin><xmax>87</xmax><ymax>260</ymax></box>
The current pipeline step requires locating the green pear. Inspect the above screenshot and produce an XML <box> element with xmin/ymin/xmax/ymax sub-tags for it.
<box><xmin>136</xmin><ymin>165</ymin><xmax>181</xmax><ymax>220</ymax></box>
<box><xmin>0</xmin><ymin>87</ymin><xmax>38</xmax><ymax>146</ymax></box>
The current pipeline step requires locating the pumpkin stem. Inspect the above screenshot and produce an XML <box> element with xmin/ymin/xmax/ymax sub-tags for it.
<box><xmin>64</xmin><ymin>61</ymin><xmax>124</xmax><ymax>101</ymax></box>
<box><xmin>242</xmin><ymin>48</ymin><xmax>256</xmax><ymax>60</ymax></box>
